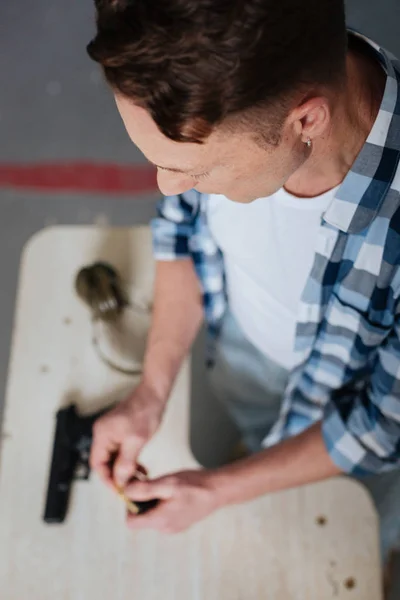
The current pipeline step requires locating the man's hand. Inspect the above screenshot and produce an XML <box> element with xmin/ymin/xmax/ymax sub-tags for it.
<box><xmin>90</xmin><ymin>380</ymin><xmax>166</xmax><ymax>487</ymax></box>
<box><xmin>121</xmin><ymin>423</ymin><xmax>341</xmax><ymax>534</ymax></box>
<box><xmin>124</xmin><ymin>470</ymin><xmax>219</xmax><ymax>533</ymax></box>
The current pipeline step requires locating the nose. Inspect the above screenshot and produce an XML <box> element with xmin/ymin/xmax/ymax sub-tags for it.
<box><xmin>156</xmin><ymin>169</ymin><xmax>194</xmax><ymax>196</ymax></box>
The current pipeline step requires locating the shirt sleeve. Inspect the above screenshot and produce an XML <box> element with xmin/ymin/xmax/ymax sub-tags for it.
<box><xmin>322</xmin><ymin>315</ymin><xmax>400</xmax><ymax>475</ymax></box>
<box><xmin>151</xmin><ymin>190</ymin><xmax>201</xmax><ymax>261</ymax></box>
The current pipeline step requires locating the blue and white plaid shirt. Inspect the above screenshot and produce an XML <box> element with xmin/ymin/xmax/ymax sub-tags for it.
<box><xmin>151</xmin><ymin>32</ymin><xmax>400</xmax><ymax>476</ymax></box>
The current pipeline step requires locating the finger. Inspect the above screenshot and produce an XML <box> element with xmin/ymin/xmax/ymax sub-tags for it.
<box><xmin>113</xmin><ymin>438</ymin><xmax>143</xmax><ymax>487</ymax></box>
<box><xmin>90</xmin><ymin>436</ymin><xmax>119</xmax><ymax>484</ymax></box>
<box><xmin>124</xmin><ymin>477</ymin><xmax>175</xmax><ymax>501</ymax></box>
<box><xmin>94</xmin><ymin>463</ymin><xmax>115</xmax><ymax>489</ymax></box>
<box><xmin>126</xmin><ymin>504</ymin><xmax>169</xmax><ymax>531</ymax></box>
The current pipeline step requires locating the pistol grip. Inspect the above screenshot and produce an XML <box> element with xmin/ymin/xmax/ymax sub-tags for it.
<box><xmin>43</xmin><ymin>406</ymin><xmax>78</xmax><ymax>524</ymax></box>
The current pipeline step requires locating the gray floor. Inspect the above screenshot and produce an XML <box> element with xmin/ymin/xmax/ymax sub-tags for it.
<box><xmin>0</xmin><ymin>0</ymin><xmax>399</xmax><ymax>596</ymax></box>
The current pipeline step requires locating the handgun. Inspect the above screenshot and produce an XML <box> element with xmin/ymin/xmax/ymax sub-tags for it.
<box><xmin>43</xmin><ymin>403</ymin><xmax>158</xmax><ymax>524</ymax></box>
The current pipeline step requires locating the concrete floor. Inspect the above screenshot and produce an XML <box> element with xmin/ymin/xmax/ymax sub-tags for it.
<box><xmin>0</xmin><ymin>0</ymin><xmax>399</xmax><ymax>596</ymax></box>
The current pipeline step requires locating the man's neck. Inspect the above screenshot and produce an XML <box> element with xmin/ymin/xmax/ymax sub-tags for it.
<box><xmin>285</xmin><ymin>40</ymin><xmax>386</xmax><ymax>198</ymax></box>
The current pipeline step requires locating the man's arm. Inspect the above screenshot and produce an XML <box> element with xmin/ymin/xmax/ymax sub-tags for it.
<box><xmin>143</xmin><ymin>188</ymin><xmax>204</xmax><ymax>402</ymax></box>
<box><xmin>213</xmin><ymin>422</ymin><xmax>341</xmax><ymax>507</ymax></box>
<box><xmin>123</xmin><ymin>422</ymin><xmax>342</xmax><ymax>532</ymax></box>
<box><xmin>141</xmin><ymin>258</ymin><xmax>203</xmax><ymax>402</ymax></box>
<box><xmin>91</xmin><ymin>258</ymin><xmax>203</xmax><ymax>486</ymax></box>
<box><xmin>124</xmin><ymin>315</ymin><xmax>400</xmax><ymax>532</ymax></box>
<box><xmin>91</xmin><ymin>191</ymin><xmax>203</xmax><ymax>486</ymax></box>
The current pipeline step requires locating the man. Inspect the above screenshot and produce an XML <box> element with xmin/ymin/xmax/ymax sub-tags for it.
<box><xmin>87</xmin><ymin>0</ymin><xmax>400</xmax><ymax>565</ymax></box>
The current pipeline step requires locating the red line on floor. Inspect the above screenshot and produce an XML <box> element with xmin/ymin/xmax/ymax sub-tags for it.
<box><xmin>0</xmin><ymin>162</ymin><xmax>158</xmax><ymax>195</ymax></box>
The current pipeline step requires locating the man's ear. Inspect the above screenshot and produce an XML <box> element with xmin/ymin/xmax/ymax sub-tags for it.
<box><xmin>289</xmin><ymin>96</ymin><xmax>332</xmax><ymax>142</ymax></box>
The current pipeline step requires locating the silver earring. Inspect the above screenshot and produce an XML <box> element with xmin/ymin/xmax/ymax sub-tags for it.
<box><xmin>305</xmin><ymin>137</ymin><xmax>312</xmax><ymax>148</ymax></box>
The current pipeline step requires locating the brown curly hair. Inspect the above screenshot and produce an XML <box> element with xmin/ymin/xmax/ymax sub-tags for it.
<box><xmin>87</xmin><ymin>0</ymin><xmax>347</xmax><ymax>144</ymax></box>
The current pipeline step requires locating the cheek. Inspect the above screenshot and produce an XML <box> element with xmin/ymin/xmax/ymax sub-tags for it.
<box><xmin>279</xmin><ymin>132</ymin><xmax>307</xmax><ymax>172</ymax></box>
<box><xmin>225</xmin><ymin>148</ymin><xmax>301</xmax><ymax>200</ymax></box>
<box><xmin>255</xmin><ymin>143</ymin><xmax>304</xmax><ymax>185</ymax></box>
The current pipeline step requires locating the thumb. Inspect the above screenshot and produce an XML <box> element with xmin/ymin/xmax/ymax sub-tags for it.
<box><xmin>113</xmin><ymin>439</ymin><xmax>142</xmax><ymax>487</ymax></box>
<box><xmin>125</xmin><ymin>477</ymin><xmax>175</xmax><ymax>501</ymax></box>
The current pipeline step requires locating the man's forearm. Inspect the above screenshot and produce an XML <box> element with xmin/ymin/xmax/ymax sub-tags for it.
<box><xmin>142</xmin><ymin>259</ymin><xmax>203</xmax><ymax>402</ymax></box>
<box><xmin>212</xmin><ymin>423</ymin><xmax>342</xmax><ymax>507</ymax></box>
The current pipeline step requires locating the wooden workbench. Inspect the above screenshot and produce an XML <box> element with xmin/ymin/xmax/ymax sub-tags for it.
<box><xmin>0</xmin><ymin>226</ymin><xmax>382</xmax><ymax>599</ymax></box>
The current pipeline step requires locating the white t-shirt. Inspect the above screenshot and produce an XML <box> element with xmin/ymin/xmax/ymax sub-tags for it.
<box><xmin>207</xmin><ymin>186</ymin><xmax>337</xmax><ymax>369</ymax></box>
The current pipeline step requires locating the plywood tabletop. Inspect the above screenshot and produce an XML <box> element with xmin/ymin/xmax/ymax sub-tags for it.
<box><xmin>0</xmin><ymin>226</ymin><xmax>383</xmax><ymax>599</ymax></box>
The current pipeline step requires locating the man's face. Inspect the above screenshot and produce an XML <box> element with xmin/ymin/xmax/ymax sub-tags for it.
<box><xmin>115</xmin><ymin>95</ymin><xmax>307</xmax><ymax>202</ymax></box>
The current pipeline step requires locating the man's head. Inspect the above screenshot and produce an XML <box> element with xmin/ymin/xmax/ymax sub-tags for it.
<box><xmin>88</xmin><ymin>0</ymin><xmax>347</xmax><ymax>201</ymax></box>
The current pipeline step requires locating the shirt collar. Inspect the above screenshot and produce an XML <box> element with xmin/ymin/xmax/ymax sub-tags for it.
<box><xmin>323</xmin><ymin>30</ymin><xmax>400</xmax><ymax>234</ymax></box>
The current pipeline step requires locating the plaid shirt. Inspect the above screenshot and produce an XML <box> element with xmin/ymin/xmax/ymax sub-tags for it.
<box><xmin>151</xmin><ymin>31</ymin><xmax>400</xmax><ymax>476</ymax></box>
